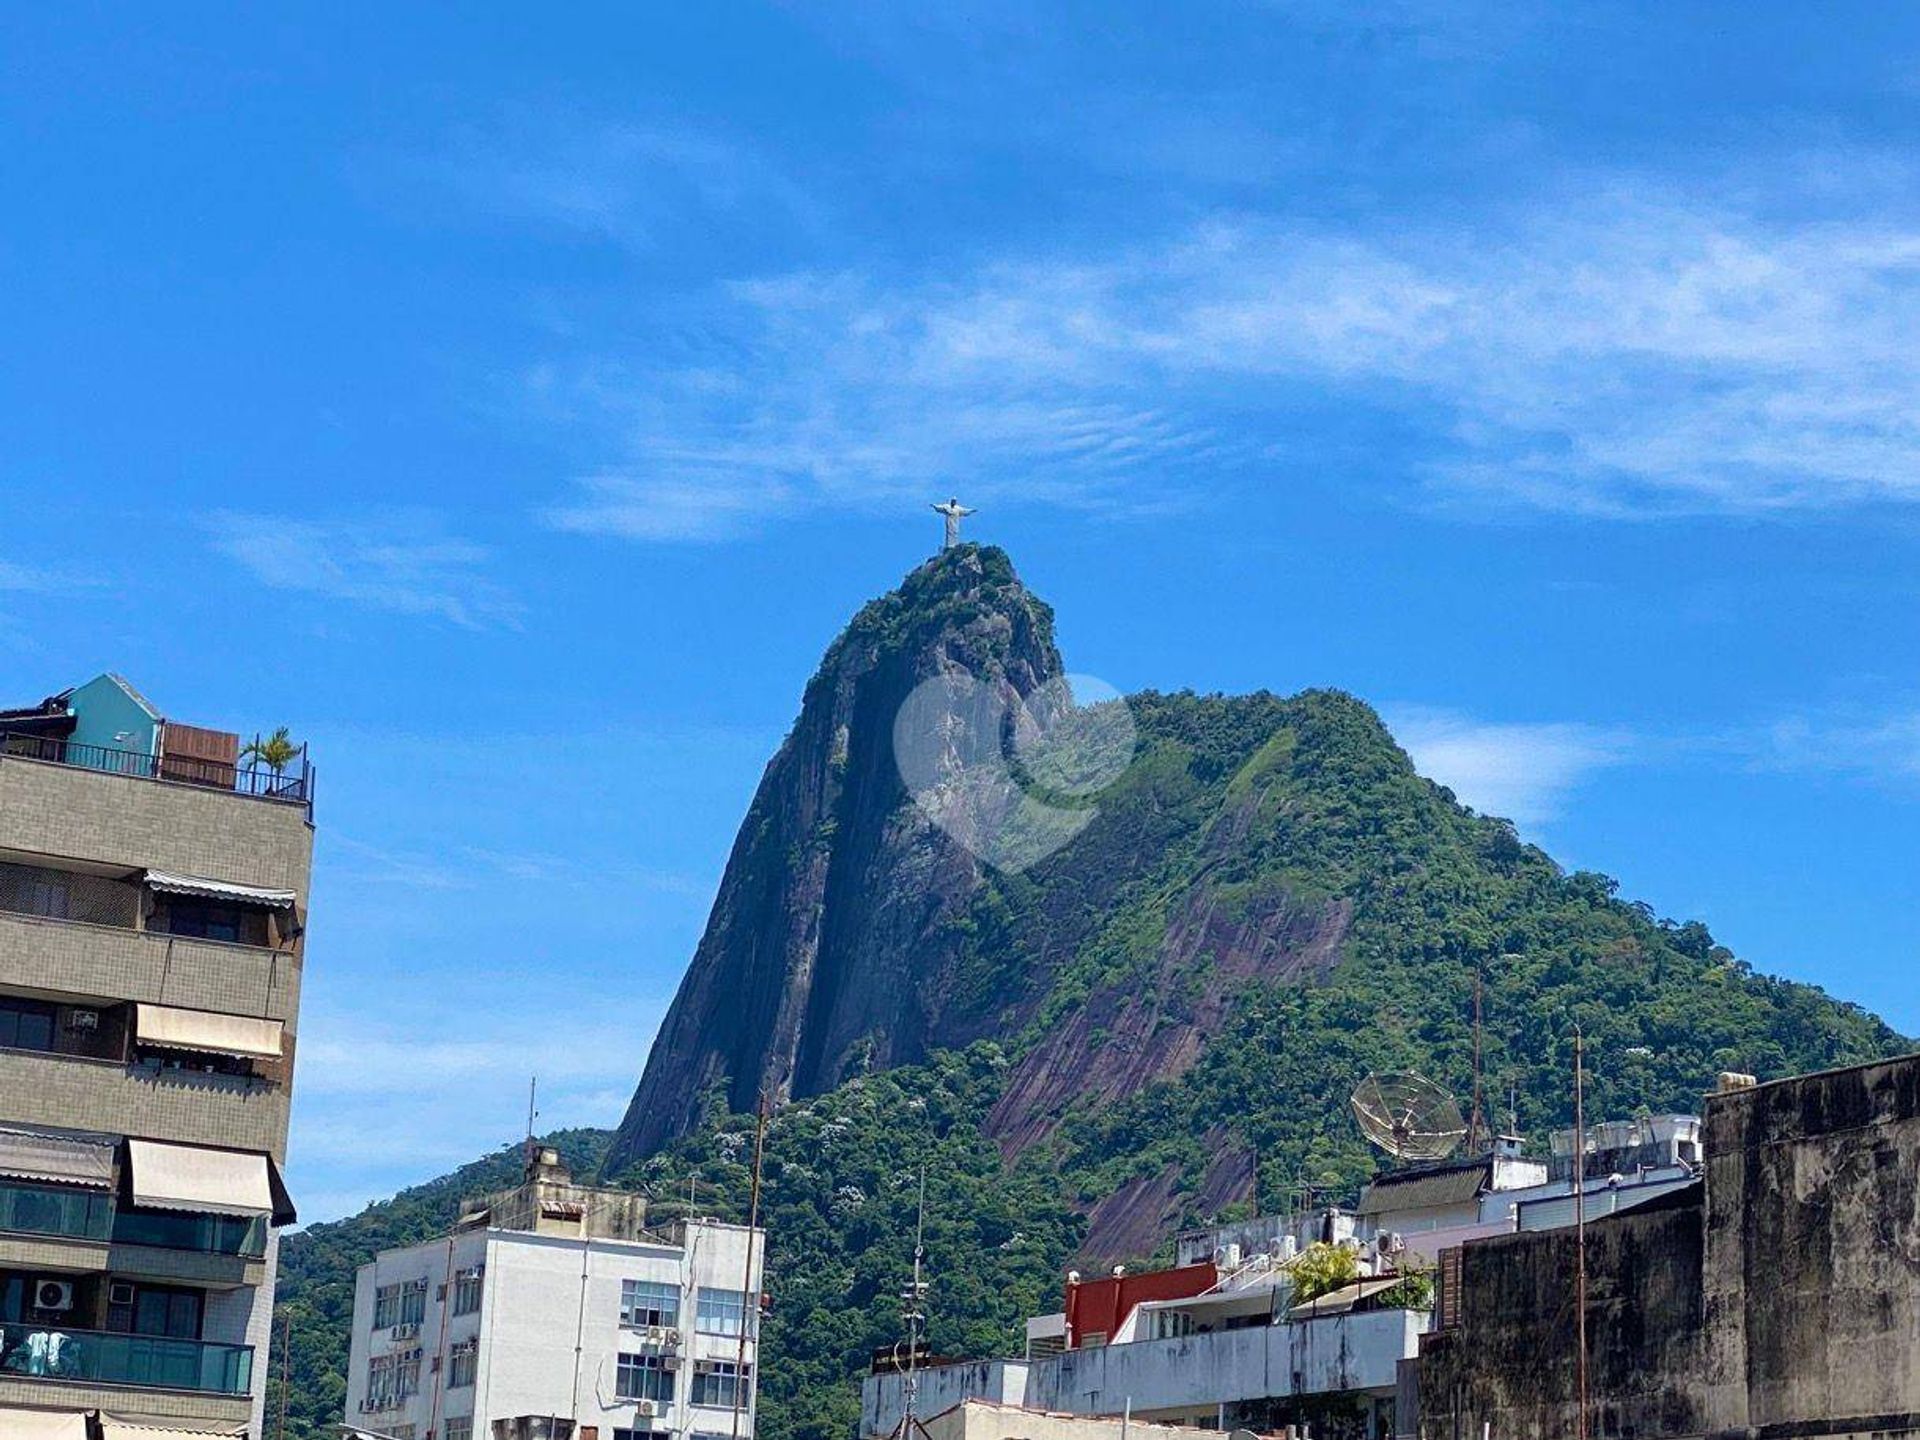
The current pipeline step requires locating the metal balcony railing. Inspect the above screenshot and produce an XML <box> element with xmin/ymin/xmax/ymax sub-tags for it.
<box><xmin>0</xmin><ymin>1320</ymin><xmax>253</xmax><ymax>1395</ymax></box>
<box><xmin>0</xmin><ymin>732</ymin><xmax>314</xmax><ymax>812</ymax></box>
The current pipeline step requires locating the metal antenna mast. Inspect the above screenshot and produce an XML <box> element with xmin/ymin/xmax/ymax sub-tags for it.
<box><xmin>1573</xmin><ymin>1026</ymin><xmax>1590</xmax><ymax>1440</ymax></box>
<box><xmin>891</xmin><ymin>1163</ymin><xmax>931</xmax><ymax>1440</ymax></box>
<box><xmin>1468</xmin><ymin>967</ymin><xmax>1486</xmax><ymax>1153</ymax></box>
<box><xmin>731</xmin><ymin>1093</ymin><xmax>770</xmax><ymax>1440</ymax></box>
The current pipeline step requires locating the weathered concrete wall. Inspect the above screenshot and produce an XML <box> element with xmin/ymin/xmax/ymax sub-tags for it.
<box><xmin>1700</xmin><ymin>1055</ymin><xmax>1920</xmax><ymax>1435</ymax></box>
<box><xmin>1416</xmin><ymin>1186</ymin><xmax>1706</xmax><ymax>1440</ymax></box>
<box><xmin>1416</xmin><ymin>1054</ymin><xmax>1920</xmax><ymax>1440</ymax></box>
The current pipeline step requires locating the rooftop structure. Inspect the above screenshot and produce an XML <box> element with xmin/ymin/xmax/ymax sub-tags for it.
<box><xmin>864</xmin><ymin>1110</ymin><xmax>1705</xmax><ymax>1440</ymax></box>
<box><xmin>0</xmin><ymin>674</ymin><xmax>315</xmax><ymax>1437</ymax></box>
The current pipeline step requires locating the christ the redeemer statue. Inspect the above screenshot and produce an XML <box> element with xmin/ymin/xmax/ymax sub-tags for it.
<box><xmin>932</xmin><ymin>497</ymin><xmax>975</xmax><ymax>550</ymax></box>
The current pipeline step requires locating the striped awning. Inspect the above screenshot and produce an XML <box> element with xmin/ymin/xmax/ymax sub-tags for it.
<box><xmin>126</xmin><ymin>1138</ymin><xmax>273</xmax><ymax>1217</ymax></box>
<box><xmin>0</xmin><ymin>1410</ymin><xmax>90</xmax><ymax>1438</ymax></box>
<box><xmin>143</xmin><ymin>870</ymin><xmax>296</xmax><ymax>909</ymax></box>
<box><xmin>99</xmin><ymin>1423</ymin><xmax>248</xmax><ymax>1440</ymax></box>
<box><xmin>0</xmin><ymin>1126</ymin><xmax>116</xmax><ymax>1188</ymax></box>
<box><xmin>134</xmin><ymin>1003</ymin><xmax>283</xmax><ymax>1060</ymax></box>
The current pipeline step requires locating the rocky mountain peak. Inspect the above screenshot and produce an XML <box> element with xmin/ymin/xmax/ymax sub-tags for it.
<box><xmin>602</xmin><ymin>544</ymin><xmax>1062</xmax><ymax>1172</ymax></box>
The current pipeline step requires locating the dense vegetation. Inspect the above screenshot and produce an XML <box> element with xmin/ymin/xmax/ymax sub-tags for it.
<box><xmin>274</xmin><ymin>686</ymin><xmax>1906</xmax><ymax>1440</ymax></box>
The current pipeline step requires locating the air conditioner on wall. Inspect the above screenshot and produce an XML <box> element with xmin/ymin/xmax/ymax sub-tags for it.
<box><xmin>392</xmin><ymin>1322</ymin><xmax>420</xmax><ymax>1340</ymax></box>
<box><xmin>66</xmin><ymin>1009</ymin><xmax>100</xmax><ymax>1031</ymax></box>
<box><xmin>634</xmin><ymin>1401</ymin><xmax>659</xmax><ymax>1419</ymax></box>
<box><xmin>34</xmin><ymin>1280</ymin><xmax>74</xmax><ymax>1312</ymax></box>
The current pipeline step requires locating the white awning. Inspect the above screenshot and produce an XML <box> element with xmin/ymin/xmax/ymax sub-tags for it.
<box><xmin>0</xmin><ymin>1126</ymin><xmax>116</xmax><ymax>1188</ymax></box>
<box><xmin>134</xmin><ymin>1003</ymin><xmax>283</xmax><ymax>1060</ymax></box>
<box><xmin>0</xmin><ymin>1409</ymin><xmax>90</xmax><ymax>1438</ymax></box>
<box><xmin>100</xmin><ymin>1423</ymin><xmax>248</xmax><ymax>1440</ymax></box>
<box><xmin>143</xmin><ymin>870</ymin><xmax>297</xmax><ymax>909</ymax></box>
<box><xmin>126</xmin><ymin>1138</ymin><xmax>273</xmax><ymax>1217</ymax></box>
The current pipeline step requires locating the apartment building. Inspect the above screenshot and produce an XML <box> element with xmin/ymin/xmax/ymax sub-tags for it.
<box><xmin>346</xmin><ymin>1148</ymin><xmax>765</xmax><ymax>1440</ymax></box>
<box><xmin>0</xmin><ymin>674</ymin><xmax>315</xmax><ymax>1438</ymax></box>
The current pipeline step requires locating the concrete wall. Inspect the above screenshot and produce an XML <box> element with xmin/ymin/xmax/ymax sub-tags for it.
<box><xmin>1416</xmin><ymin>1054</ymin><xmax>1920</xmax><ymax>1440</ymax></box>
<box><xmin>864</xmin><ymin>1312</ymin><xmax>1426</xmax><ymax>1436</ymax></box>
<box><xmin>927</xmin><ymin>1397</ymin><xmax>1212</xmax><ymax>1440</ymax></box>
<box><xmin>0</xmin><ymin>754</ymin><xmax>313</xmax><ymax>895</ymax></box>
<box><xmin>1415</xmin><ymin>1187</ymin><xmax>1707</xmax><ymax>1440</ymax></box>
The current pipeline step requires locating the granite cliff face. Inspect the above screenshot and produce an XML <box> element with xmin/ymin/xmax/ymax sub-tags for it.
<box><xmin>603</xmin><ymin>545</ymin><xmax>1061</xmax><ymax>1171</ymax></box>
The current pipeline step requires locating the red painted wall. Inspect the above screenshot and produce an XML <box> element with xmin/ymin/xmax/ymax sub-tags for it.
<box><xmin>1064</xmin><ymin>1262</ymin><xmax>1216</xmax><ymax>1347</ymax></box>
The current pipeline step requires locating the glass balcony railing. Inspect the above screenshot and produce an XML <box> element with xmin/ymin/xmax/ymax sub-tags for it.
<box><xmin>0</xmin><ymin>1320</ymin><xmax>252</xmax><ymax>1395</ymax></box>
<box><xmin>111</xmin><ymin>1208</ymin><xmax>267</xmax><ymax>1259</ymax></box>
<box><xmin>0</xmin><ymin>1184</ymin><xmax>113</xmax><ymax>1243</ymax></box>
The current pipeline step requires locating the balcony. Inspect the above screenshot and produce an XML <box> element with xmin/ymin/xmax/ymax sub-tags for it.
<box><xmin>0</xmin><ymin>732</ymin><xmax>313</xmax><ymax>812</ymax></box>
<box><xmin>0</xmin><ymin>1320</ymin><xmax>252</xmax><ymax>1396</ymax></box>
<box><xmin>0</xmin><ymin>1184</ymin><xmax>112</xmax><ymax>1245</ymax></box>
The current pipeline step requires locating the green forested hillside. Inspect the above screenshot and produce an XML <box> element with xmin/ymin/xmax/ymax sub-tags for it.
<box><xmin>274</xmin><ymin>687</ymin><xmax>1905</xmax><ymax>1440</ymax></box>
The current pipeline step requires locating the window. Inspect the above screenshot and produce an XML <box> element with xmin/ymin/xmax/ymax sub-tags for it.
<box><xmin>614</xmin><ymin>1431</ymin><xmax>671</xmax><ymax>1440</ymax></box>
<box><xmin>621</xmin><ymin>1278</ymin><xmax>680</xmax><ymax>1328</ymax></box>
<box><xmin>447</xmin><ymin>1338</ymin><xmax>478</xmax><ymax>1389</ymax></box>
<box><xmin>399</xmin><ymin>1278</ymin><xmax>429</xmax><ymax>1325</ymax></box>
<box><xmin>111</xmin><ymin>1284</ymin><xmax>202</xmax><ymax>1340</ymax></box>
<box><xmin>615</xmin><ymin>1352</ymin><xmax>676</xmax><ymax>1404</ymax></box>
<box><xmin>452</xmin><ymin>1266</ymin><xmax>484</xmax><ymax>1317</ymax></box>
<box><xmin>394</xmin><ymin>1347</ymin><xmax>422</xmax><ymax>1398</ymax></box>
<box><xmin>0</xmin><ymin>997</ymin><xmax>55</xmax><ymax>1053</ymax></box>
<box><xmin>26</xmin><ymin>879</ymin><xmax>68</xmax><ymax>920</ymax></box>
<box><xmin>366</xmin><ymin>1355</ymin><xmax>396</xmax><ymax>1409</ymax></box>
<box><xmin>373</xmin><ymin>1284</ymin><xmax>401</xmax><ymax>1329</ymax></box>
<box><xmin>390</xmin><ymin>1427</ymin><xmax>417</xmax><ymax>1440</ymax></box>
<box><xmin>691</xmin><ymin>1360</ymin><xmax>751</xmax><ymax>1410</ymax></box>
<box><xmin>696</xmin><ymin>1286</ymin><xmax>749</xmax><ymax>1337</ymax></box>
<box><xmin>161</xmin><ymin>900</ymin><xmax>245</xmax><ymax>943</ymax></box>
<box><xmin>444</xmin><ymin>1421</ymin><xmax>472</xmax><ymax>1440</ymax></box>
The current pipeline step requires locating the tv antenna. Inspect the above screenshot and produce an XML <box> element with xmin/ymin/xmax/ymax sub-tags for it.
<box><xmin>1350</xmin><ymin>1072</ymin><xmax>1469</xmax><ymax>1164</ymax></box>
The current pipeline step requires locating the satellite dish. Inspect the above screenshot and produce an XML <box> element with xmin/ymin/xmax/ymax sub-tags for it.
<box><xmin>1351</xmin><ymin>1072</ymin><xmax>1468</xmax><ymax>1163</ymax></box>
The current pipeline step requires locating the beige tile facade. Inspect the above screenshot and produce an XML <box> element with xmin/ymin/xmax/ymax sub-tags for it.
<box><xmin>0</xmin><ymin>749</ymin><xmax>314</xmax><ymax>1437</ymax></box>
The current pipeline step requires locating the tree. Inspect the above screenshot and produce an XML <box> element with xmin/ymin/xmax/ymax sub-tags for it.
<box><xmin>241</xmin><ymin>727</ymin><xmax>300</xmax><ymax>776</ymax></box>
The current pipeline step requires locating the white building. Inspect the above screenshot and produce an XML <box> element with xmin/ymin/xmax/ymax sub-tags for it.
<box><xmin>346</xmin><ymin>1149</ymin><xmax>764</xmax><ymax>1440</ymax></box>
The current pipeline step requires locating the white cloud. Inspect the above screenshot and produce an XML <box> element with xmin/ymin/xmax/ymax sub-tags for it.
<box><xmin>1725</xmin><ymin>709</ymin><xmax>1920</xmax><ymax>783</ymax></box>
<box><xmin>205</xmin><ymin>511</ymin><xmax>521</xmax><ymax>628</ymax></box>
<box><xmin>0</xmin><ymin>559</ymin><xmax>101</xmax><ymax>594</ymax></box>
<box><xmin>286</xmin><ymin>1012</ymin><xmax>652</xmax><ymax>1222</ymax></box>
<box><xmin>1387</xmin><ymin>706</ymin><xmax>1634</xmax><ymax>827</ymax></box>
<box><xmin>537</xmin><ymin>176</ymin><xmax>1920</xmax><ymax>538</ymax></box>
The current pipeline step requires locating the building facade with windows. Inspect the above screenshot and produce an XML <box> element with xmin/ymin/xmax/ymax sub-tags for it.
<box><xmin>0</xmin><ymin>675</ymin><xmax>316</xmax><ymax>1438</ymax></box>
<box><xmin>346</xmin><ymin>1148</ymin><xmax>764</xmax><ymax>1440</ymax></box>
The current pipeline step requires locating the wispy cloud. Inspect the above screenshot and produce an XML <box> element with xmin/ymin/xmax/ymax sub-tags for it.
<box><xmin>408</xmin><ymin>114</ymin><xmax>825</xmax><ymax>255</ymax></box>
<box><xmin>205</xmin><ymin>511</ymin><xmax>521</xmax><ymax>628</ymax></box>
<box><xmin>1721</xmin><ymin>708</ymin><xmax>1920</xmax><ymax>784</ymax></box>
<box><xmin>537</xmin><ymin>172</ymin><xmax>1920</xmax><ymax>539</ymax></box>
<box><xmin>288</xmin><ymin>1012</ymin><xmax>647</xmax><ymax>1219</ymax></box>
<box><xmin>0</xmin><ymin>559</ymin><xmax>102</xmax><ymax>594</ymax></box>
<box><xmin>325</xmin><ymin>831</ymin><xmax>705</xmax><ymax>896</ymax></box>
<box><xmin>1387</xmin><ymin>705</ymin><xmax>1635</xmax><ymax>827</ymax></box>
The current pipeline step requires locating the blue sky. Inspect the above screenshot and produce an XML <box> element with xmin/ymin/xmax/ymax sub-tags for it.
<box><xmin>3</xmin><ymin>4</ymin><xmax>1917</xmax><ymax>1221</ymax></box>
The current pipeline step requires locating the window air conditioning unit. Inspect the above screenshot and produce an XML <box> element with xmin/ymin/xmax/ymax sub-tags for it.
<box><xmin>392</xmin><ymin>1322</ymin><xmax>420</xmax><ymax>1340</ymax></box>
<box><xmin>66</xmin><ymin>1009</ymin><xmax>100</xmax><ymax>1032</ymax></box>
<box><xmin>634</xmin><ymin>1401</ymin><xmax>660</xmax><ymax>1419</ymax></box>
<box><xmin>34</xmin><ymin>1280</ymin><xmax>75</xmax><ymax>1312</ymax></box>
<box><xmin>1213</xmin><ymin>1243</ymin><xmax>1242</xmax><ymax>1269</ymax></box>
<box><xmin>662</xmin><ymin>1355</ymin><xmax>683</xmax><ymax>1372</ymax></box>
<box><xmin>109</xmin><ymin>1281</ymin><xmax>137</xmax><ymax>1307</ymax></box>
